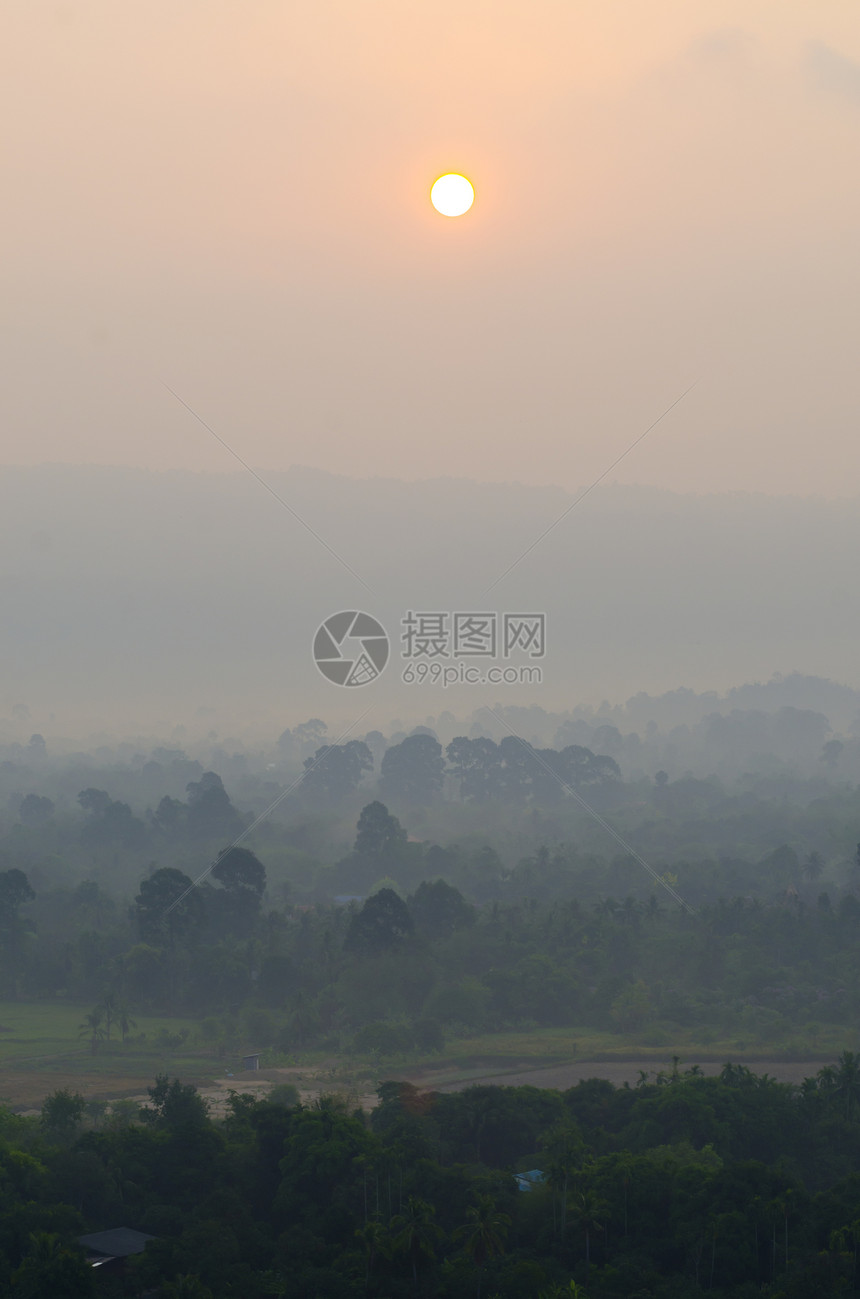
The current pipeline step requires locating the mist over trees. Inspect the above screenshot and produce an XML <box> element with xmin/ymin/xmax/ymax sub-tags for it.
<box><xmin>4</xmin><ymin>465</ymin><xmax>860</xmax><ymax>733</ymax></box>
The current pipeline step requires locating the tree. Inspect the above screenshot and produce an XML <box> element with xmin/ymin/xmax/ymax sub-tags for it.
<box><xmin>380</xmin><ymin>734</ymin><xmax>445</xmax><ymax>804</ymax></box>
<box><xmin>134</xmin><ymin>867</ymin><xmax>202</xmax><ymax>945</ymax></box>
<box><xmin>41</xmin><ymin>1089</ymin><xmax>86</xmax><ymax>1144</ymax></box>
<box><xmin>211</xmin><ymin>845</ymin><xmax>266</xmax><ymax>896</ymax></box>
<box><xmin>116</xmin><ymin>1000</ymin><xmax>137</xmax><ymax>1043</ymax></box>
<box><xmin>409</xmin><ymin>879</ymin><xmax>475</xmax><ymax>940</ymax></box>
<box><xmin>392</xmin><ymin>1196</ymin><xmax>442</xmax><ymax>1291</ymax></box>
<box><xmin>185</xmin><ymin>771</ymin><xmax>242</xmax><ymax>839</ymax></box>
<box><xmin>821</xmin><ymin>739</ymin><xmax>844</xmax><ymax>768</ymax></box>
<box><xmin>209</xmin><ymin>846</ymin><xmax>267</xmax><ymax>937</ymax></box>
<box><xmin>79</xmin><ymin>1007</ymin><xmax>106</xmax><ymax>1056</ymax></box>
<box><xmin>99</xmin><ymin>992</ymin><xmax>117</xmax><ymax>1041</ymax></box>
<box><xmin>446</xmin><ymin>737</ymin><xmax>503</xmax><ymax>802</ymax></box>
<box><xmin>0</xmin><ymin>867</ymin><xmax>35</xmax><ymax>925</ymax></box>
<box><xmin>159</xmin><ymin>1276</ymin><xmax>213</xmax><ymax>1299</ymax></box>
<box><xmin>610</xmin><ymin>980</ymin><xmax>651</xmax><ymax>1033</ymax></box>
<box><xmin>454</xmin><ymin>1193</ymin><xmax>511</xmax><ymax>1299</ymax></box>
<box><xmin>802</xmin><ymin>851</ymin><xmax>824</xmax><ymax>883</ymax></box>
<box><xmin>354</xmin><ymin>801</ymin><xmax>407</xmax><ymax>858</ymax></box>
<box><xmin>834</xmin><ymin>1050</ymin><xmax>860</xmax><ymax>1121</ymax></box>
<box><xmin>11</xmin><ymin>1232</ymin><xmax>96</xmax><ymax>1299</ymax></box>
<box><xmin>77</xmin><ymin>788</ymin><xmax>111</xmax><ymax>816</ymax></box>
<box><xmin>140</xmin><ymin>1074</ymin><xmax>210</xmax><ymax>1129</ymax></box>
<box><xmin>573</xmin><ymin>1189</ymin><xmax>607</xmax><ymax>1266</ymax></box>
<box><xmin>540</xmin><ymin>1123</ymin><xmax>585</xmax><ymax>1235</ymax></box>
<box><xmin>355</xmin><ymin>1217</ymin><xmax>391</xmax><ymax>1288</ymax></box>
<box><xmin>19</xmin><ymin>793</ymin><xmax>54</xmax><ymax>827</ymax></box>
<box><xmin>345</xmin><ymin>889</ymin><xmax>414</xmax><ymax>954</ymax></box>
<box><xmin>302</xmin><ymin>740</ymin><xmax>373</xmax><ymax>805</ymax></box>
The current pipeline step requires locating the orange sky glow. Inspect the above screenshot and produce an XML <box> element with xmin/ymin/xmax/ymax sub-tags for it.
<box><xmin>3</xmin><ymin>1</ymin><xmax>859</xmax><ymax>497</ymax></box>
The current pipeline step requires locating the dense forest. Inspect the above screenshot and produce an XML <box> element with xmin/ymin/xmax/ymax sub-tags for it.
<box><xmin>2</xmin><ymin>685</ymin><xmax>860</xmax><ymax>1294</ymax></box>
<box><xmin>2</xmin><ymin>694</ymin><xmax>860</xmax><ymax>1056</ymax></box>
<box><xmin>8</xmin><ymin>1059</ymin><xmax>860</xmax><ymax>1296</ymax></box>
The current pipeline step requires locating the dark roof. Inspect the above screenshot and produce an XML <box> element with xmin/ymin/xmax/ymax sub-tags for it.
<box><xmin>78</xmin><ymin>1228</ymin><xmax>156</xmax><ymax>1258</ymax></box>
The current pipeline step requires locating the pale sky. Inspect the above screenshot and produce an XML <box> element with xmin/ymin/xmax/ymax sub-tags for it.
<box><xmin>3</xmin><ymin>1</ymin><xmax>860</xmax><ymax>497</ymax></box>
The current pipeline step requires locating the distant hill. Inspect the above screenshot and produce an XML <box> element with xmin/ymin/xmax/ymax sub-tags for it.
<box><xmin>1</xmin><ymin>464</ymin><xmax>857</xmax><ymax>741</ymax></box>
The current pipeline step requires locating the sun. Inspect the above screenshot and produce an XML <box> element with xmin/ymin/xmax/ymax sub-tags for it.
<box><xmin>430</xmin><ymin>173</ymin><xmax>474</xmax><ymax>217</ymax></box>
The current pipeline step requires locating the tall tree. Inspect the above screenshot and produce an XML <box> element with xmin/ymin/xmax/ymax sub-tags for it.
<box><xmin>380</xmin><ymin>734</ymin><xmax>445</xmax><ymax>804</ymax></box>
<box><xmin>354</xmin><ymin>801</ymin><xmax>407</xmax><ymax>858</ymax></box>
<box><xmin>345</xmin><ymin>888</ymin><xmax>414</xmax><ymax>954</ymax></box>
<box><xmin>392</xmin><ymin>1196</ymin><xmax>442</xmax><ymax>1292</ymax></box>
<box><xmin>454</xmin><ymin>1194</ymin><xmax>511</xmax><ymax>1299</ymax></box>
<box><xmin>302</xmin><ymin>740</ymin><xmax>373</xmax><ymax>805</ymax></box>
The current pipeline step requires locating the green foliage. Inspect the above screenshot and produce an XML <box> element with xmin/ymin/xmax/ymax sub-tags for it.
<box><xmin>344</xmin><ymin>887</ymin><xmax>415</xmax><ymax>953</ymax></box>
<box><xmin>265</xmin><ymin>1082</ymin><xmax>300</xmax><ymax>1109</ymax></box>
<box><xmin>41</xmin><ymin>1089</ymin><xmax>85</xmax><ymax>1145</ymax></box>
<box><xmin>11</xmin><ymin>1232</ymin><xmax>95</xmax><ymax>1299</ymax></box>
<box><xmin>139</xmin><ymin>1074</ymin><xmax>210</xmax><ymax>1128</ymax></box>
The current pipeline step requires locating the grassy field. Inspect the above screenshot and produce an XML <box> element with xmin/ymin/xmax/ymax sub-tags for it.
<box><xmin>1</xmin><ymin>1002</ymin><xmax>856</xmax><ymax>1111</ymax></box>
<box><xmin>415</xmin><ymin>1022</ymin><xmax>859</xmax><ymax>1078</ymax></box>
<box><xmin>0</xmin><ymin>1001</ymin><xmax>213</xmax><ymax>1108</ymax></box>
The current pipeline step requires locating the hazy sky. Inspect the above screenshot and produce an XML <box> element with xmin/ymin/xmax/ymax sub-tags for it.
<box><xmin>4</xmin><ymin>2</ymin><xmax>859</xmax><ymax>497</ymax></box>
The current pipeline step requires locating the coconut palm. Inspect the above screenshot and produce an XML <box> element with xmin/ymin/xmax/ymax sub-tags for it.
<box><xmin>573</xmin><ymin>1189</ymin><xmax>607</xmax><ymax>1267</ymax></box>
<box><xmin>116</xmin><ymin>1001</ymin><xmax>137</xmax><ymax>1044</ymax></box>
<box><xmin>391</xmin><ymin>1196</ymin><xmax>442</xmax><ymax>1293</ymax></box>
<box><xmin>454</xmin><ymin>1194</ymin><xmax>511</xmax><ymax>1299</ymax></box>
<box><xmin>835</xmin><ymin>1050</ymin><xmax>860</xmax><ymax>1121</ymax></box>
<box><xmin>99</xmin><ymin>992</ymin><xmax>116</xmax><ymax>1041</ymax></box>
<box><xmin>540</xmin><ymin>1122</ymin><xmax>584</xmax><ymax>1234</ymax></box>
<box><xmin>355</xmin><ymin>1217</ymin><xmax>390</xmax><ymax>1289</ymax></box>
<box><xmin>78</xmin><ymin>1007</ymin><xmax>106</xmax><ymax>1056</ymax></box>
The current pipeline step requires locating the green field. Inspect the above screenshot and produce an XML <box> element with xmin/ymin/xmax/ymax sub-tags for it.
<box><xmin>1</xmin><ymin>1001</ymin><xmax>855</xmax><ymax>1112</ymax></box>
<box><xmin>0</xmin><ymin>1002</ymin><xmax>211</xmax><ymax>1106</ymax></box>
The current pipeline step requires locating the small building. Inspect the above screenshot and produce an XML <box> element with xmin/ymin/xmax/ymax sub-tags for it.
<box><xmin>79</xmin><ymin>1227</ymin><xmax>156</xmax><ymax>1274</ymax></box>
<box><xmin>515</xmin><ymin>1169</ymin><xmax>546</xmax><ymax>1192</ymax></box>
<box><xmin>242</xmin><ymin>1052</ymin><xmax>261</xmax><ymax>1071</ymax></box>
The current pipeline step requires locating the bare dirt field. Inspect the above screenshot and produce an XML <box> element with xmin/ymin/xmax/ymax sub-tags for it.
<box><xmin>415</xmin><ymin>1058</ymin><xmax>829</xmax><ymax>1093</ymax></box>
<box><xmin>4</xmin><ymin>1057</ymin><xmax>833</xmax><ymax>1118</ymax></box>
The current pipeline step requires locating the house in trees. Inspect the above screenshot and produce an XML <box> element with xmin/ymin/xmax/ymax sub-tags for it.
<box><xmin>79</xmin><ymin>1227</ymin><xmax>155</xmax><ymax>1275</ymax></box>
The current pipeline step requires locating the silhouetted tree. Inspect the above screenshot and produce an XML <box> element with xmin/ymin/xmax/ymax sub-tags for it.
<box><xmin>380</xmin><ymin>734</ymin><xmax>445</xmax><ymax>804</ymax></box>
<box><xmin>354</xmin><ymin>801</ymin><xmax>407</xmax><ymax>857</ymax></box>
<box><xmin>345</xmin><ymin>888</ymin><xmax>414</xmax><ymax>953</ymax></box>
<box><xmin>19</xmin><ymin>793</ymin><xmax>54</xmax><ymax>827</ymax></box>
<box><xmin>302</xmin><ymin>740</ymin><xmax>373</xmax><ymax>805</ymax></box>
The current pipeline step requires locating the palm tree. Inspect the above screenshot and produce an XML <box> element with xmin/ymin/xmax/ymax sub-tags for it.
<box><xmin>573</xmin><ymin>1189</ymin><xmax>607</xmax><ymax>1267</ymax></box>
<box><xmin>829</xmin><ymin>1217</ymin><xmax>860</xmax><ymax>1285</ymax></box>
<box><xmin>835</xmin><ymin>1051</ymin><xmax>860</xmax><ymax>1121</ymax></box>
<box><xmin>99</xmin><ymin>992</ymin><xmax>117</xmax><ymax>1041</ymax></box>
<box><xmin>78</xmin><ymin>1007</ymin><xmax>106</xmax><ymax>1056</ymax></box>
<box><xmin>454</xmin><ymin>1194</ymin><xmax>511</xmax><ymax>1299</ymax></box>
<box><xmin>392</xmin><ymin>1196</ymin><xmax>442</xmax><ymax>1293</ymax></box>
<box><xmin>540</xmin><ymin>1122</ymin><xmax>584</xmax><ymax>1235</ymax></box>
<box><xmin>355</xmin><ymin>1218</ymin><xmax>390</xmax><ymax>1289</ymax></box>
<box><xmin>617</xmin><ymin>1153</ymin><xmax>634</xmax><ymax>1238</ymax></box>
<box><xmin>160</xmin><ymin>1276</ymin><xmax>213</xmax><ymax>1299</ymax></box>
<box><xmin>117</xmin><ymin>1001</ymin><xmax>137</xmax><ymax>1044</ymax></box>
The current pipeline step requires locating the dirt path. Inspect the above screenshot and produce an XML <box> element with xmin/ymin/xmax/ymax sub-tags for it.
<box><xmin>412</xmin><ymin>1058</ymin><xmax>831</xmax><ymax>1093</ymax></box>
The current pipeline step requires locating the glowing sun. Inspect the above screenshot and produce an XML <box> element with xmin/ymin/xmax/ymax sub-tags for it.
<box><xmin>430</xmin><ymin>173</ymin><xmax>474</xmax><ymax>217</ymax></box>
